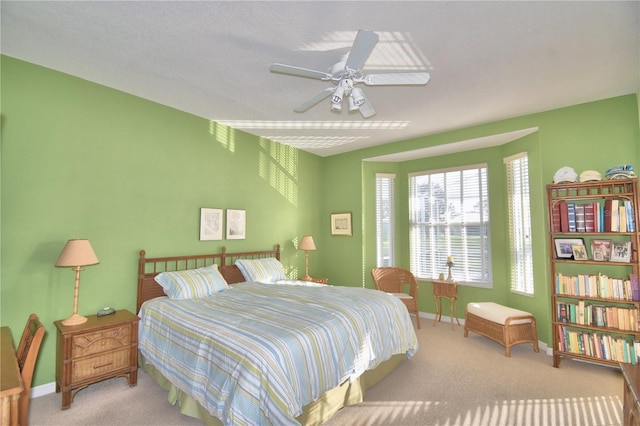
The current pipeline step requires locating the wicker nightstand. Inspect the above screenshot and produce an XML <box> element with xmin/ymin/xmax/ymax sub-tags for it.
<box><xmin>54</xmin><ymin>309</ymin><xmax>140</xmax><ymax>409</ymax></box>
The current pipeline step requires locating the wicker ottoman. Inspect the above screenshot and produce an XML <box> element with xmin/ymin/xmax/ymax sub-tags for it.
<box><xmin>464</xmin><ymin>302</ymin><xmax>539</xmax><ymax>357</ymax></box>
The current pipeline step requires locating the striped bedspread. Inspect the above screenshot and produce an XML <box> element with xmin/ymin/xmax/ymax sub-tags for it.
<box><xmin>138</xmin><ymin>282</ymin><xmax>418</xmax><ymax>426</ymax></box>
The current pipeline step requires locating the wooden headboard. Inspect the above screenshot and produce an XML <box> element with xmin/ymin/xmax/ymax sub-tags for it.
<box><xmin>137</xmin><ymin>245</ymin><xmax>281</xmax><ymax>312</ymax></box>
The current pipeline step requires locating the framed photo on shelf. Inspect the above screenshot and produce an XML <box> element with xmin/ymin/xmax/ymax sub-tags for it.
<box><xmin>199</xmin><ymin>208</ymin><xmax>223</xmax><ymax>241</ymax></box>
<box><xmin>610</xmin><ymin>241</ymin><xmax>632</xmax><ymax>263</ymax></box>
<box><xmin>590</xmin><ymin>239</ymin><xmax>611</xmax><ymax>261</ymax></box>
<box><xmin>226</xmin><ymin>209</ymin><xmax>246</xmax><ymax>240</ymax></box>
<box><xmin>554</xmin><ymin>237</ymin><xmax>585</xmax><ymax>259</ymax></box>
<box><xmin>330</xmin><ymin>212</ymin><xmax>352</xmax><ymax>236</ymax></box>
<box><xmin>571</xmin><ymin>244</ymin><xmax>589</xmax><ymax>261</ymax></box>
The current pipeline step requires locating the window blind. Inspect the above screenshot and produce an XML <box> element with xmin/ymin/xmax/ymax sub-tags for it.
<box><xmin>375</xmin><ymin>173</ymin><xmax>396</xmax><ymax>267</ymax></box>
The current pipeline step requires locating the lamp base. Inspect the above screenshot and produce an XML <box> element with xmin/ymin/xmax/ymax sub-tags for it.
<box><xmin>62</xmin><ymin>313</ymin><xmax>88</xmax><ymax>326</ymax></box>
<box><xmin>300</xmin><ymin>274</ymin><xmax>313</xmax><ymax>282</ymax></box>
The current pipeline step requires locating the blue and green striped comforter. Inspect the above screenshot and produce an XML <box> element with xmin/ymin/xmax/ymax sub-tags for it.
<box><xmin>138</xmin><ymin>282</ymin><xmax>418</xmax><ymax>426</ymax></box>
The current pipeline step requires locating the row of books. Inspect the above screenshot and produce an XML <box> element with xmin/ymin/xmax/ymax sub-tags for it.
<box><xmin>556</xmin><ymin>301</ymin><xmax>638</xmax><ymax>331</ymax></box>
<box><xmin>552</xmin><ymin>199</ymin><xmax>635</xmax><ymax>233</ymax></box>
<box><xmin>555</xmin><ymin>273</ymin><xmax>639</xmax><ymax>301</ymax></box>
<box><xmin>557</xmin><ymin>325</ymin><xmax>639</xmax><ymax>364</ymax></box>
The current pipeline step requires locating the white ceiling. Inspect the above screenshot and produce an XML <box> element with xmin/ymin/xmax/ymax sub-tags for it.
<box><xmin>2</xmin><ymin>1</ymin><xmax>638</xmax><ymax>157</ymax></box>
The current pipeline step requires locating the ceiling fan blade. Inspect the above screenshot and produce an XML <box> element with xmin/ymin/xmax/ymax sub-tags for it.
<box><xmin>345</xmin><ymin>30</ymin><xmax>379</xmax><ymax>72</ymax></box>
<box><xmin>270</xmin><ymin>63</ymin><xmax>332</xmax><ymax>81</ymax></box>
<box><xmin>363</xmin><ymin>72</ymin><xmax>431</xmax><ymax>86</ymax></box>
<box><xmin>293</xmin><ymin>88</ymin><xmax>335</xmax><ymax>112</ymax></box>
<box><xmin>358</xmin><ymin>93</ymin><xmax>376</xmax><ymax>119</ymax></box>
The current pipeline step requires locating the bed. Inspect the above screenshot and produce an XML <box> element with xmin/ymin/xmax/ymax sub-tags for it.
<box><xmin>136</xmin><ymin>245</ymin><xmax>418</xmax><ymax>425</ymax></box>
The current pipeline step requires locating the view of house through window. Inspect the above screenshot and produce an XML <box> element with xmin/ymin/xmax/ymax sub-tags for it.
<box><xmin>505</xmin><ymin>152</ymin><xmax>534</xmax><ymax>295</ymax></box>
<box><xmin>409</xmin><ymin>165</ymin><xmax>491</xmax><ymax>286</ymax></box>
<box><xmin>375</xmin><ymin>173</ymin><xmax>396</xmax><ymax>267</ymax></box>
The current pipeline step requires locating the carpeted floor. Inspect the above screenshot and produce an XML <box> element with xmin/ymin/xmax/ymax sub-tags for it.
<box><xmin>29</xmin><ymin>316</ymin><xmax>624</xmax><ymax>425</ymax></box>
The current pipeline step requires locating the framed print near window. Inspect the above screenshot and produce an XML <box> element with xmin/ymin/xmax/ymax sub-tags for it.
<box><xmin>554</xmin><ymin>237</ymin><xmax>584</xmax><ymax>259</ymax></box>
<box><xmin>226</xmin><ymin>209</ymin><xmax>246</xmax><ymax>240</ymax></box>
<box><xmin>330</xmin><ymin>212</ymin><xmax>352</xmax><ymax>236</ymax></box>
<box><xmin>571</xmin><ymin>244</ymin><xmax>589</xmax><ymax>261</ymax></box>
<box><xmin>200</xmin><ymin>208</ymin><xmax>223</xmax><ymax>241</ymax></box>
<box><xmin>610</xmin><ymin>241</ymin><xmax>632</xmax><ymax>263</ymax></box>
<box><xmin>590</xmin><ymin>239</ymin><xmax>611</xmax><ymax>261</ymax></box>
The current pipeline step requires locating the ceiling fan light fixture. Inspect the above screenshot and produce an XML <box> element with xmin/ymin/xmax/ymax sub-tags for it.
<box><xmin>331</xmin><ymin>85</ymin><xmax>345</xmax><ymax>111</ymax></box>
<box><xmin>348</xmin><ymin>96</ymin><xmax>359</xmax><ymax>112</ymax></box>
<box><xmin>351</xmin><ymin>87</ymin><xmax>365</xmax><ymax>106</ymax></box>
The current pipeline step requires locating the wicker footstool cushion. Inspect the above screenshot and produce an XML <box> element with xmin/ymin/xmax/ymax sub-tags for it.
<box><xmin>464</xmin><ymin>302</ymin><xmax>539</xmax><ymax>357</ymax></box>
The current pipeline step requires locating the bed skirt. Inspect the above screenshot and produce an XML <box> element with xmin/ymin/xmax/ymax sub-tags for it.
<box><xmin>139</xmin><ymin>352</ymin><xmax>406</xmax><ymax>425</ymax></box>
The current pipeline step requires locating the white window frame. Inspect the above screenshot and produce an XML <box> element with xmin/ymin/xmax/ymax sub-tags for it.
<box><xmin>504</xmin><ymin>152</ymin><xmax>534</xmax><ymax>295</ymax></box>
<box><xmin>409</xmin><ymin>164</ymin><xmax>492</xmax><ymax>287</ymax></box>
<box><xmin>375</xmin><ymin>173</ymin><xmax>396</xmax><ymax>267</ymax></box>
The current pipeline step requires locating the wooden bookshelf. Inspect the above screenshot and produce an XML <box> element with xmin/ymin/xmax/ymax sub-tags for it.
<box><xmin>547</xmin><ymin>178</ymin><xmax>640</xmax><ymax>368</ymax></box>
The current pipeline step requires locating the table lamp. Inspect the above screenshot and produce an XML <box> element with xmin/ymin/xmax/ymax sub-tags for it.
<box><xmin>299</xmin><ymin>235</ymin><xmax>316</xmax><ymax>281</ymax></box>
<box><xmin>56</xmin><ymin>239</ymin><xmax>99</xmax><ymax>326</ymax></box>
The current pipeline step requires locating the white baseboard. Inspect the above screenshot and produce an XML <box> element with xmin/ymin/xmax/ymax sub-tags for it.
<box><xmin>31</xmin><ymin>382</ymin><xmax>56</xmax><ymax>398</ymax></box>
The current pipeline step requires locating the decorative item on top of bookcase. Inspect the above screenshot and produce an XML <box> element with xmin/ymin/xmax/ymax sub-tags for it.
<box><xmin>547</xmin><ymin>177</ymin><xmax>640</xmax><ymax>368</ymax></box>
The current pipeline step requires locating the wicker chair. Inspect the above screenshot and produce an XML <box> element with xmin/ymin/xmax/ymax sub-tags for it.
<box><xmin>16</xmin><ymin>314</ymin><xmax>46</xmax><ymax>426</ymax></box>
<box><xmin>371</xmin><ymin>267</ymin><xmax>420</xmax><ymax>328</ymax></box>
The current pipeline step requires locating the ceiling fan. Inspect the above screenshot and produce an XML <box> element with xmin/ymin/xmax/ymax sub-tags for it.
<box><xmin>270</xmin><ymin>30</ymin><xmax>430</xmax><ymax>119</ymax></box>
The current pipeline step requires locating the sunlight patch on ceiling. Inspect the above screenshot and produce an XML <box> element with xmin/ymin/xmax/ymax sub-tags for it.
<box><xmin>216</xmin><ymin>120</ymin><xmax>410</xmax><ymax>130</ymax></box>
<box><xmin>299</xmin><ymin>31</ymin><xmax>430</xmax><ymax>71</ymax></box>
<box><xmin>264</xmin><ymin>135</ymin><xmax>369</xmax><ymax>149</ymax></box>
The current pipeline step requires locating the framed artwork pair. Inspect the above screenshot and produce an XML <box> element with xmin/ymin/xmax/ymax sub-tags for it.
<box><xmin>199</xmin><ymin>208</ymin><xmax>246</xmax><ymax>241</ymax></box>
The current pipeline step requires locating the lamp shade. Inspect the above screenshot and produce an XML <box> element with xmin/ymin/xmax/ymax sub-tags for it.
<box><xmin>299</xmin><ymin>236</ymin><xmax>316</xmax><ymax>251</ymax></box>
<box><xmin>55</xmin><ymin>239</ymin><xmax>100</xmax><ymax>267</ymax></box>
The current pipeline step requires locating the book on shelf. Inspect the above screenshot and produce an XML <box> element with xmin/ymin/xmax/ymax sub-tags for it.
<box><xmin>575</xmin><ymin>204</ymin><xmax>586</xmax><ymax>232</ymax></box>
<box><xmin>567</xmin><ymin>203</ymin><xmax>577</xmax><ymax>232</ymax></box>
<box><xmin>604</xmin><ymin>199</ymin><xmax>613</xmax><ymax>232</ymax></box>
<box><xmin>559</xmin><ymin>202</ymin><xmax>569</xmax><ymax>232</ymax></box>
<box><xmin>584</xmin><ymin>202</ymin><xmax>596</xmax><ymax>232</ymax></box>
<box><xmin>552</xmin><ymin>202</ymin><xmax>561</xmax><ymax>232</ymax></box>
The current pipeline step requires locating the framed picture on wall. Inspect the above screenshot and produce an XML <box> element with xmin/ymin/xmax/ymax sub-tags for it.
<box><xmin>226</xmin><ymin>209</ymin><xmax>246</xmax><ymax>240</ymax></box>
<box><xmin>199</xmin><ymin>208</ymin><xmax>223</xmax><ymax>241</ymax></box>
<box><xmin>330</xmin><ymin>212</ymin><xmax>352</xmax><ymax>236</ymax></box>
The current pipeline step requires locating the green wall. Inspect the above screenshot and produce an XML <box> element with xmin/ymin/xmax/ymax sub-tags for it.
<box><xmin>0</xmin><ymin>56</ymin><xmax>324</xmax><ymax>386</ymax></box>
<box><xmin>2</xmin><ymin>54</ymin><xmax>639</xmax><ymax>388</ymax></box>
<box><xmin>322</xmin><ymin>94</ymin><xmax>640</xmax><ymax>346</ymax></box>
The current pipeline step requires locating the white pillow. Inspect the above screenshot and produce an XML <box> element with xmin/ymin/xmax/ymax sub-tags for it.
<box><xmin>154</xmin><ymin>264</ymin><xmax>228</xmax><ymax>300</ymax></box>
<box><xmin>235</xmin><ymin>258</ymin><xmax>288</xmax><ymax>283</ymax></box>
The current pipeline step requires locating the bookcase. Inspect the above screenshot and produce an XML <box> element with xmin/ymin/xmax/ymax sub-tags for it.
<box><xmin>547</xmin><ymin>178</ymin><xmax>640</xmax><ymax>368</ymax></box>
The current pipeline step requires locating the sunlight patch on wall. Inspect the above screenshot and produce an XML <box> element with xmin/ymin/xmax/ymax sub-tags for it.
<box><xmin>299</xmin><ymin>31</ymin><xmax>431</xmax><ymax>72</ymax></box>
<box><xmin>209</xmin><ymin>120</ymin><xmax>235</xmax><ymax>152</ymax></box>
<box><xmin>258</xmin><ymin>138</ymin><xmax>298</xmax><ymax>207</ymax></box>
<box><xmin>264</xmin><ymin>135</ymin><xmax>368</xmax><ymax>149</ymax></box>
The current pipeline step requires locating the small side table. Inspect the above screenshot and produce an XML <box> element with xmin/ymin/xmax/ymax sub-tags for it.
<box><xmin>432</xmin><ymin>279</ymin><xmax>460</xmax><ymax>329</ymax></box>
<box><xmin>54</xmin><ymin>310</ymin><xmax>140</xmax><ymax>409</ymax></box>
